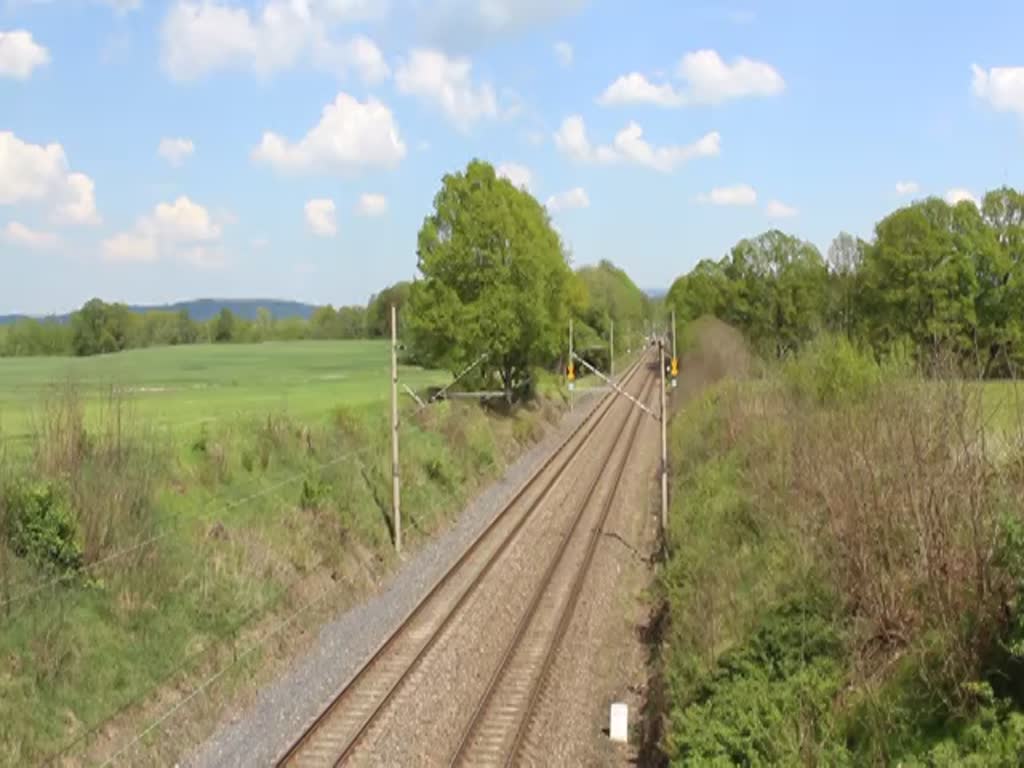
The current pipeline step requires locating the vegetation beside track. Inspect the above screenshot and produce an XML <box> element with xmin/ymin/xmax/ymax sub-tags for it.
<box><xmin>0</xmin><ymin>351</ymin><xmax>577</xmax><ymax>764</ymax></box>
<box><xmin>656</xmin><ymin>320</ymin><xmax>1024</xmax><ymax>765</ymax></box>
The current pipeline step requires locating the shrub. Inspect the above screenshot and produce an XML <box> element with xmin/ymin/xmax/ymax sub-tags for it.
<box><xmin>782</xmin><ymin>334</ymin><xmax>881</xmax><ymax>406</ymax></box>
<box><xmin>4</xmin><ymin>481</ymin><xmax>81</xmax><ymax>573</ymax></box>
<box><xmin>667</xmin><ymin>593</ymin><xmax>848</xmax><ymax>765</ymax></box>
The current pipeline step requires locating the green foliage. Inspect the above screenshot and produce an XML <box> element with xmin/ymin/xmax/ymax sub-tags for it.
<box><xmin>575</xmin><ymin>259</ymin><xmax>652</xmax><ymax>364</ymax></box>
<box><xmin>3</xmin><ymin>480</ymin><xmax>81</xmax><ymax>573</ymax></box>
<box><xmin>666</xmin><ymin>186</ymin><xmax>1024</xmax><ymax>374</ymax></box>
<box><xmin>782</xmin><ymin>335</ymin><xmax>882</xmax><ymax>406</ymax></box>
<box><xmin>860</xmin><ymin>198</ymin><xmax>982</xmax><ymax>355</ymax></box>
<box><xmin>213</xmin><ymin>308</ymin><xmax>236</xmax><ymax>343</ymax></box>
<box><xmin>667</xmin><ymin>231</ymin><xmax>828</xmax><ymax>358</ymax></box>
<box><xmin>659</xmin><ymin>323</ymin><xmax>1024</xmax><ymax>765</ymax></box>
<box><xmin>367</xmin><ymin>282</ymin><xmax>411</xmax><ymax>338</ymax></box>
<box><xmin>71</xmin><ymin>298</ymin><xmax>134</xmax><ymax>357</ymax></box>
<box><xmin>667</xmin><ymin>594</ymin><xmax>848</xmax><ymax>766</ymax></box>
<box><xmin>408</xmin><ymin>160</ymin><xmax>572</xmax><ymax>399</ymax></box>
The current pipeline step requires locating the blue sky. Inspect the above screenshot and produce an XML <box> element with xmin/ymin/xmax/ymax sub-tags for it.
<box><xmin>1</xmin><ymin>0</ymin><xmax>1023</xmax><ymax>315</ymax></box>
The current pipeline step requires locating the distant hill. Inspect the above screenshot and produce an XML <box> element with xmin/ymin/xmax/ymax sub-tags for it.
<box><xmin>0</xmin><ymin>298</ymin><xmax>319</xmax><ymax>326</ymax></box>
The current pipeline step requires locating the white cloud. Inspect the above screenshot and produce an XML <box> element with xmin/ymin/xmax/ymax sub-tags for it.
<box><xmin>546</xmin><ymin>187</ymin><xmax>589</xmax><ymax>212</ymax></box>
<box><xmin>158</xmin><ymin>137</ymin><xmax>195</xmax><ymax>167</ymax></box>
<box><xmin>144</xmin><ymin>195</ymin><xmax>221</xmax><ymax>240</ymax></box>
<box><xmin>676</xmin><ymin>49</ymin><xmax>784</xmax><ymax>105</ymax></box>
<box><xmin>554</xmin><ymin>115</ymin><xmax>720</xmax><ymax>173</ymax></box>
<box><xmin>597</xmin><ymin>73</ymin><xmax>683</xmax><ymax>108</ymax></box>
<box><xmin>945</xmin><ymin>187</ymin><xmax>978</xmax><ymax>206</ymax></box>
<box><xmin>496</xmin><ymin>162</ymin><xmax>533</xmax><ymax>191</ymax></box>
<box><xmin>766</xmin><ymin>199</ymin><xmax>798</xmax><ymax>218</ymax></box>
<box><xmin>424</xmin><ymin>0</ymin><xmax>586</xmax><ymax>49</ymax></box>
<box><xmin>554</xmin><ymin>41</ymin><xmax>572</xmax><ymax>67</ymax></box>
<box><xmin>57</xmin><ymin>173</ymin><xmax>99</xmax><ymax>225</ymax></box>
<box><xmin>102</xmin><ymin>195</ymin><xmax>223</xmax><ymax>264</ymax></box>
<box><xmin>318</xmin><ymin>0</ymin><xmax>389</xmax><ymax>22</ymax></box>
<box><xmin>0</xmin><ymin>132</ymin><xmax>99</xmax><ymax>225</ymax></box>
<box><xmin>895</xmin><ymin>180</ymin><xmax>919</xmax><ymax>196</ymax></box>
<box><xmin>160</xmin><ymin>0</ymin><xmax>389</xmax><ymax>83</ymax></box>
<box><xmin>102</xmin><ymin>231</ymin><xmax>159</xmax><ymax>263</ymax></box>
<box><xmin>698</xmin><ymin>184</ymin><xmax>757</xmax><ymax>206</ymax></box>
<box><xmin>305</xmin><ymin>198</ymin><xmax>337</xmax><ymax>236</ymax></box>
<box><xmin>395</xmin><ymin>49</ymin><xmax>497</xmax><ymax>130</ymax></box>
<box><xmin>972</xmin><ymin>64</ymin><xmax>1024</xmax><ymax>117</ymax></box>
<box><xmin>342</xmin><ymin>35</ymin><xmax>389</xmax><ymax>82</ymax></box>
<box><xmin>253</xmin><ymin>92</ymin><xmax>406</xmax><ymax>174</ymax></box>
<box><xmin>0</xmin><ymin>30</ymin><xmax>50</xmax><ymax>79</ymax></box>
<box><xmin>355</xmin><ymin>193</ymin><xmax>388</xmax><ymax>216</ymax></box>
<box><xmin>3</xmin><ymin>221</ymin><xmax>59</xmax><ymax>249</ymax></box>
<box><xmin>598</xmin><ymin>50</ymin><xmax>783</xmax><ymax>109</ymax></box>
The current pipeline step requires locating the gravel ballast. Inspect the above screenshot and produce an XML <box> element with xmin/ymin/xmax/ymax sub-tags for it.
<box><xmin>185</xmin><ymin>392</ymin><xmax>603</xmax><ymax>768</ymax></box>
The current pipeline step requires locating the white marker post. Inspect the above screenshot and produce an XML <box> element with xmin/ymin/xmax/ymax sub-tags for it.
<box><xmin>610</xmin><ymin>702</ymin><xmax>629</xmax><ymax>743</ymax></box>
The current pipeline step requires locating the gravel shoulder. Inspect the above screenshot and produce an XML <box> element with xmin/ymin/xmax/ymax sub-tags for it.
<box><xmin>185</xmin><ymin>391</ymin><xmax>604</xmax><ymax>768</ymax></box>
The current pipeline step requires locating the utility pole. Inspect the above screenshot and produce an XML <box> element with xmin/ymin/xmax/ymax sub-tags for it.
<box><xmin>568</xmin><ymin>317</ymin><xmax>575</xmax><ymax>411</ymax></box>
<box><xmin>390</xmin><ymin>304</ymin><xmax>402</xmax><ymax>554</ymax></box>
<box><xmin>659</xmin><ymin>339</ymin><xmax>668</xmax><ymax>536</ymax></box>
<box><xmin>609</xmin><ymin>320</ymin><xmax>615</xmax><ymax>379</ymax></box>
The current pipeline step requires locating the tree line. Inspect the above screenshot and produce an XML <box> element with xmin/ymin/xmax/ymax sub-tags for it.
<box><xmin>666</xmin><ymin>187</ymin><xmax>1024</xmax><ymax>375</ymax></box>
<box><xmin>0</xmin><ymin>286</ymin><xmax>412</xmax><ymax>358</ymax></box>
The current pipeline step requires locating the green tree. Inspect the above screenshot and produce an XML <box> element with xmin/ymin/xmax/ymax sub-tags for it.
<box><xmin>576</xmin><ymin>259</ymin><xmax>651</xmax><ymax>361</ymax></box>
<box><xmin>309</xmin><ymin>305</ymin><xmax>338</xmax><ymax>339</ymax></box>
<box><xmin>71</xmin><ymin>299</ymin><xmax>133</xmax><ymax>356</ymax></box>
<box><xmin>859</xmin><ymin>198</ymin><xmax>978</xmax><ymax>355</ymax></box>
<box><xmin>213</xmin><ymin>308</ymin><xmax>235</xmax><ymax>343</ymax></box>
<box><xmin>408</xmin><ymin>160</ymin><xmax>572</xmax><ymax>401</ymax></box>
<box><xmin>336</xmin><ymin>305</ymin><xmax>367</xmax><ymax>338</ymax></box>
<box><xmin>366</xmin><ymin>282</ymin><xmax>411</xmax><ymax>338</ymax></box>
<box><xmin>666</xmin><ymin>259</ymin><xmax>730</xmax><ymax>324</ymax></box>
<box><xmin>826</xmin><ymin>232</ymin><xmax>867</xmax><ymax>336</ymax></box>
<box><xmin>722</xmin><ymin>230</ymin><xmax>827</xmax><ymax>357</ymax></box>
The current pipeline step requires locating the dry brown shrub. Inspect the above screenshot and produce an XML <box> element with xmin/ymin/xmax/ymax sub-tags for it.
<box><xmin>786</xmin><ymin>376</ymin><xmax>1009</xmax><ymax>700</ymax></box>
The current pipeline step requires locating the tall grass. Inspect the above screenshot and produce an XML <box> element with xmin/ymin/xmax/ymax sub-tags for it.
<box><xmin>0</xmin><ymin>375</ymin><xmax>570</xmax><ymax>764</ymax></box>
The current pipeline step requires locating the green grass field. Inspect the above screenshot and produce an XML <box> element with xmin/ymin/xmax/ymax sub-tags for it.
<box><xmin>0</xmin><ymin>341</ymin><xmax>449</xmax><ymax>440</ymax></box>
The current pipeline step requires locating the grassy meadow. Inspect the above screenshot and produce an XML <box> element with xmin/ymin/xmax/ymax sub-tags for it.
<box><xmin>0</xmin><ymin>340</ymin><xmax>450</xmax><ymax>442</ymax></box>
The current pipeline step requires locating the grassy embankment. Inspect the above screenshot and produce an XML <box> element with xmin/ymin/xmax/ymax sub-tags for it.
<box><xmin>657</xmin><ymin>319</ymin><xmax>1024</xmax><ymax>765</ymax></box>
<box><xmin>0</xmin><ymin>341</ymin><xmax>574</xmax><ymax>764</ymax></box>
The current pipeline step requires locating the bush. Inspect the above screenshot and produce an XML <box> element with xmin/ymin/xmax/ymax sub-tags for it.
<box><xmin>4</xmin><ymin>481</ymin><xmax>81</xmax><ymax>573</ymax></box>
<box><xmin>782</xmin><ymin>334</ymin><xmax>881</xmax><ymax>406</ymax></box>
<box><xmin>667</xmin><ymin>593</ymin><xmax>848</xmax><ymax>765</ymax></box>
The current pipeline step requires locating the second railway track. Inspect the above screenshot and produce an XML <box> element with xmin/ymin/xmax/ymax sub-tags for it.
<box><xmin>276</xmin><ymin>353</ymin><xmax>656</xmax><ymax>767</ymax></box>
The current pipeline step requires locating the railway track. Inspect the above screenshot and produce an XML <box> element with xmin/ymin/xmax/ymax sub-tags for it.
<box><xmin>450</xmin><ymin>370</ymin><xmax>656</xmax><ymax>766</ymax></box>
<box><xmin>276</xmin><ymin>354</ymin><xmax>655</xmax><ymax>767</ymax></box>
